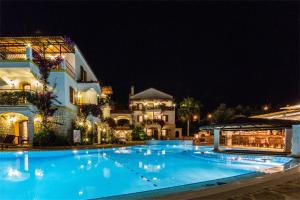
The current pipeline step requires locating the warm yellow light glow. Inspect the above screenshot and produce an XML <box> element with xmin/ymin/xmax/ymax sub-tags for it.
<box><xmin>34</xmin><ymin>115</ymin><xmax>42</xmax><ymax>123</ymax></box>
<box><xmin>207</xmin><ymin>114</ymin><xmax>212</xmax><ymax>119</ymax></box>
<box><xmin>264</xmin><ymin>106</ymin><xmax>269</xmax><ymax>111</ymax></box>
<box><xmin>8</xmin><ymin>115</ymin><xmax>17</xmax><ymax>123</ymax></box>
<box><xmin>26</xmin><ymin>43</ymin><xmax>31</xmax><ymax>47</ymax></box>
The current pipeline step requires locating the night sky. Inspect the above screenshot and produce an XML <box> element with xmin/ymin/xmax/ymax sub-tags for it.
<box><xmin>1</xmin><ymin>1</ymin><xmax>299</xmax><ymax>111</ymax></box>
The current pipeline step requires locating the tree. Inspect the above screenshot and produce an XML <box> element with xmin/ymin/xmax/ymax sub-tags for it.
<box><xmin>211</xmin><ymin>103</ymin><xmax>235</xmax><ymax>123</ymax></box>
<box><xmin>178</xmin><ymin>97</ymin><xmax>201</xmax><ymax>137</ymax></box>
<box><xmin>131</xmin><ymin>126</ymin><xmax>146</xmax><ymax>141</ymax></box>
<box><xmin>29</xmin><ymin>48</ymin><xmax>63</xmax><ymax>131</ymax></box>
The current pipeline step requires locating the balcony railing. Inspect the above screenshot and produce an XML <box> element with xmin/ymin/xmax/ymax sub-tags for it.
<box><xmin>0</xmin><ymin>89</ymin><xmax>35</xmax><ymax>105</ymax></box>
<box><xmin>0</xmin><ymin>52</ymin><xmax>76</xmax><ymax>79</ymax></box>
<box><xmin>131</xmin><ymin>105</ymin><xmax>175</xmax><ymax>111</ymax></box>
<box><xmin>65</xmin><ymin>60</ymin><xmax>75</xmax><ymax>79</ymax></box>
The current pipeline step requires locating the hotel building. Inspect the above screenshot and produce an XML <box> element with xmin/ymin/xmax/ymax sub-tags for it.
<box><xmin>111</xmin><ymin>87</ymin><xmax>182</xmax><ymax>140</ymax></box>
<box><xmin>0</xmin><ymin>36</ymin><xmax>104</xmax><ymax>144</ymax></box>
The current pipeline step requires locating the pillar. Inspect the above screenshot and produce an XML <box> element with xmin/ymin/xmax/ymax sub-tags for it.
<box><xmin>97</xmin><ymin>128</ymin><xmax>101</xmax><ymax>144</ymax></box>
<box><xmin>214</xmin><ymin>129</ymin><xmax>220</xmax><ymax>151</ymax></box>
<box><xmin>284</xmin><ymin>128</ymin><xmax>292</xmax><ymax>153</ymax></box>
<box><xmin>27</xmin><ymin>116</ymin><xmax>34</xmax><ymax>143</ymax></box>
<box><xmin>25</xmin><ymin>46</ymin><xmax>32</xmax><ymax>60</ymax></box>
<box><xmin>158</xmin><ymin>129</ymin><xmax>161</xmax><ymax>140</ymax></box>
<box><xmin>226</xmin><ymin>131</ymin><xmax>232</xmax><ymax>147</ymax></box>
<box><xmin>60</xmin><ymin>60</ymin><xmax>66</xmax><ymax>70</ymax></box>
<box><xmin>291</xmin><ymin>125</ymin><xmax>300</xmax><ymax>157</ymax></box>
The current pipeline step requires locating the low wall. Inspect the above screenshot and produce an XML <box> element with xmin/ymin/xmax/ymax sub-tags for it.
<box><xmin>146</xmin><ymin>139</ymin><xmax>193</xmax><ymax>145</ymax></box>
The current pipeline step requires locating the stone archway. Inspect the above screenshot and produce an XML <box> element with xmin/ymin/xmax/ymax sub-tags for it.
<box><xmin>0</xmin><ymin>106</ymin><xmax>36</xmax><ymax>143</ymax></box>
<box><xmin>0</xmin><ymin>112</ymin><xmax>30</xmax><ymax>144</ymax></box>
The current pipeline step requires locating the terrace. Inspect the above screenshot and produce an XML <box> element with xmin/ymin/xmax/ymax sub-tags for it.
<box><xmin>0</xmin><ymin>36</ymin><xmax>76</xmax><ymax>79</ymax></box>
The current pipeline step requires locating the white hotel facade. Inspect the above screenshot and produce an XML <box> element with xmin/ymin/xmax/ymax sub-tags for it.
<box><xmin>0</xmin><ymin>36</ymin><xmax>105</xmax><ymax>144</ymax></box>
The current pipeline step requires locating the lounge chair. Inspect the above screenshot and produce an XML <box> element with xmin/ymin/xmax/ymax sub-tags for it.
<box><xmin>117</xmin><ymin>137</ymin><xmax>127</xmax><ymax>144</ymax></box>
<box><xmin>0</xmin><ymin>135</ymin><xmax>16</xmax><ymax>150</ymax></box>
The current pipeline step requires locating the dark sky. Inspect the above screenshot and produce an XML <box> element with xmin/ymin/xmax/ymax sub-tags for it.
<box><xmin>1</xmin><ymin>1</ymin><xmax>299</xmax><ymax>111</ymax></box>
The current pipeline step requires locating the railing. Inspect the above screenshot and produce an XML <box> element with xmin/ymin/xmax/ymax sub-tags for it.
<box><xmin>131</xmin><ymin>105</ymin><xmax>175</xmax><ymax>111</ymax></box>
<box><xmin>0</xmin><ymin>51</ymin><xmax>76</xmax><ymax>80</ymax></box>
<box><xmin>0</xmin><ymin>89</ymin><xmax>35</xmax><ymax>105</ymax></box>
<box><xmin>143</xmin><ymin>119</ymin><xmax>165</xmax><ymax>126</ymax></box>
<box><xmin>0</xmin><ymin>53</ymin><xmax>27</xmax><ymax>60</ymax></box>
<box><xmin>65</xmin><ymin>60</ymin><xmax>76</xmax><ymax>79</ymax></box>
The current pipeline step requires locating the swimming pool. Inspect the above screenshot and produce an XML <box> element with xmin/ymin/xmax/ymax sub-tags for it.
<box><xmin>0</xmin><ymin>141</ymin><xmax>293</xmax><ymax>199</ymax></box>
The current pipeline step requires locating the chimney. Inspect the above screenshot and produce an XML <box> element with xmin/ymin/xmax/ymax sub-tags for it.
<box><xmin>130</xmin><ymin>85</ymin><xmax>135</xmax><ymax>96</ymax></box>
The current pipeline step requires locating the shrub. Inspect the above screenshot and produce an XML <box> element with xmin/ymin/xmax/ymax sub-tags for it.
<box><xmin>131</xmin><ymin>126</ymin><xmax>146</xmax><ymax>141</ymax></box>
<box><xmin>33</xmin><ymin>130</ymin><xmax>70</xmax><ymax>146</ymax></box>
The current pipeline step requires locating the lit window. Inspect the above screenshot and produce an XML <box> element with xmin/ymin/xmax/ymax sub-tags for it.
<box><xmin>22</xmin><ymin>84</ymin><xmax>31</xmax><ymax>91</ymax></box>
<box><xmin>162</xmin><ymin>115</ymin><xmax>168</xmax><ymax>122</ymax></box>
<box><xmin>162</xmin><ymin>129</ymin><xmax>167</xmax><ymax>136</ymax></box>
<box><xmin>137</xmin><ymin>115</ymin><xmax>143</xmax><ymax>122</ymax></box>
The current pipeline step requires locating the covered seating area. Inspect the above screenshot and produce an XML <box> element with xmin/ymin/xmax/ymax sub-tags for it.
<box><xmin>198</xmin><ymin>117</ymin><xmax>300</xmax><ymax>154</ymax></box>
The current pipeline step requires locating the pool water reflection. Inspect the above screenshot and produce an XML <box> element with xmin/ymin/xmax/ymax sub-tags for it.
<box><xmin>0</xmin><ymin>143</ymin><xmax>293</xmax><ymax>199</ymax></box>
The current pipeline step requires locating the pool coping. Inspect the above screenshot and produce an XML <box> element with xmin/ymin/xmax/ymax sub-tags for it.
<box><xmin>90</xmin><ymin>150</ymin><xmax>298</xmax><ymax>200</ymax></box>
<box><xmin>1</xmin><ymin>144</ymin><xmax>298</xmax><ymax>200</ymax></box>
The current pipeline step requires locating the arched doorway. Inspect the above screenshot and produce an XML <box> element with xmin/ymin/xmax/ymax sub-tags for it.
<box><xmin>176</xmin><ymin>131</ymin><xmax>180</xmax><ymax>138</ymax></box>
<box><xmin>0</xmin><ymin>112</ymin><xmax>29</xmax><ymax>144</ymax></box>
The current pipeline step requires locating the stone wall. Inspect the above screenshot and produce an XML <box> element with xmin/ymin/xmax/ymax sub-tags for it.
<box><xmin>0</xmin><ymin>116</ymin><xmax>14</xmax><ymax>136</ymax></box>
<box><xmin>52</xmin><ymin>107</ymin><xmax>77</xmax><ymax>136</ymax></box>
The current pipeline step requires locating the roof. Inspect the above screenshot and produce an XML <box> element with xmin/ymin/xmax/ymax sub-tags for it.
<box><xmin>199</xmin><ymin>117</ymin><xmax>300</xmax><ymax>131</ymax></box>
<box><xmin>251</xmin><ymin>104</ymin><xmax>300</xmax><ymax>121</ymax></box>
<box><xmin>0</xmin><ymin>36</ymin><xmax>75</xmax><ymax>54</ymax></box>
<box><xmin>130</xmin><ymin>88</ymin><xmax>173</xmax><ymax>100</ymax></box>
<box><xmin>280</xmin><ymin>104</ymin><xmax>300</xmax><ymax>110</ymax></box>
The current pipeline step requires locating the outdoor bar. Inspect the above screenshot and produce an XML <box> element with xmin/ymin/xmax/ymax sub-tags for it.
<box><xmin>196</xmin><ymin>117</ymin><xmax>300</xmax><ymax>155</ymax></box>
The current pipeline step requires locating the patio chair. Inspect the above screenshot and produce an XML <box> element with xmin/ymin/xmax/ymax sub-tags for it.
<box><xmin>0</xmin><ymin>135</ymin><xmax>16</xmax><ymax>150</ymax></box>
<box><xmin>117</xmin><ymin>137</ymin><xmax>127</xmax><ymax>145</ymax></box>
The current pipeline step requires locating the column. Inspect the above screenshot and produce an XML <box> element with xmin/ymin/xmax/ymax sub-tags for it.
<box><xmin>27</xmin><ymin>116</ymin><xmax>34</xmax><ymax>143</ymax></box>
<box><xmin>291</xmin><ymin>125</ymin><xmax>300</xmax><ymax>157</ymax></box>
<box><xmin>60</xmin><ymin>60</ymin><xmax>66</xmax><ymax>70</ymax></box>
<box><xmin>284</xmin><ymin>128</ymin><xmax>292</xmax><ymax>153</ymax></box>
<box><xmin>226</xmin><ymin>131</ymin><xmax>232</xmax><ymax>147</ymax></box>
<box><xmin>214</xmin><ymin>129</ymin><xmax>220</xmax><ymax>151</ymax></box>
<box><xmin>25</xmin><ymin>46</ymin><xmax>33</xmax><ymax>60</ymax></box>
<box><xmin>158</xmin><ymin>129</ymin><xmax>161</xmax><ymax>140</ymax></box>
<box><xmin>97</xmin><ymin>128</ymin><xmax>101</xmax><ymax>144</ymax></box>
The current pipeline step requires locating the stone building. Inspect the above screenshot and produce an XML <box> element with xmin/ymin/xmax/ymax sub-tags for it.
<box><xmin>111</xmin><ymin>87</ymin><xmax>182</xmax><ymax>140</ymax></box>
<box><xmin>0</xmin><ymin>36</ymin><xmax>103</xmax><ymax>144</ymax></box>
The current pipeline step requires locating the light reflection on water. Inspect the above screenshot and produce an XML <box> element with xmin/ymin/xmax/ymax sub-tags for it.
<box><xmin>0</xmin><ymin>144</ymin><xmax>293</xmax><ymax>199</ymax></box>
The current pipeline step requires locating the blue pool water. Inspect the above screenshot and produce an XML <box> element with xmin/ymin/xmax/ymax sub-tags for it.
<box><xmin>0</xmin><ymin>141</ymin><xmax>293</xmax><ymax>199</ymax></box>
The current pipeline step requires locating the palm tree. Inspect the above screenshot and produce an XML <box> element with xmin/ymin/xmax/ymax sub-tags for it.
<box><xmin>178</xmin><ymin>97</ymin><xmax>201</xmax><ymax>137</ymax></box>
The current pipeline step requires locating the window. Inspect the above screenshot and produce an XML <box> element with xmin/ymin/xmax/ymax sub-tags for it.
<box><xmin>162</xmin><ymin>115</ymin><xmax>168</xmax><ymax>122</ymax></box>
<box><xmin>162</xmin><ymin>129</ymin><xmax>167</xmax><ymax>136</ymax></box>
<box><xmin>22</xmin><ymin>84</ymin><xmax>31</xmax><ymax>91</ymax></box>
<box><xmin>138</xmin><ymin>103</ymin><xmax>143</xmax><ymax>110</ymax></box>
<box><xmin>137</xmin><ymin>115</ymin><xmax>143</xmax><ymax>123</ymax></box>
<box><xmin>69</xmin><ymin>87</ymin><xmax>75</xmax><ymax>104</ymax></box>
<box><xmin>147</xmin><ymin>103</ymin><xmax>154</xmax><ymax>109</ymax></box>
<box><xmin>80</xmin><ymin>66</ymin><xmax>87</xmax><ymax>82</ymax></box>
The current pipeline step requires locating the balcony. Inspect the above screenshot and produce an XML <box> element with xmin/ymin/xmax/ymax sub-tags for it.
<box><xmin>0</xmin><ymin>53</ymin><xmax>75</xmax><ymax>79</ymax></box>
<box><xmin>131</xmin><ymin>105</ymin><xmax>175</xmax><ymax>111</ymax></box>
<box><xmin>0</xmin><ymin>89</ymin><xmax>35</xmax><ymax>105</ymax></box>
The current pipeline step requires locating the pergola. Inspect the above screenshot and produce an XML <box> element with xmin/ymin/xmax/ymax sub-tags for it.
<box><xmin>199</xmin><ymin>117</ymin><xmax>300</xmax><ymax>131</ymax></box>
<box><xmin>198</xmin><ymin>117</ymin><xmax>300</xmax><ymax>154</ymax></box>
<box><xmin>0</xmin><ymin>36</ymin><xmax>75</xmax><ymax>54</ymax></box>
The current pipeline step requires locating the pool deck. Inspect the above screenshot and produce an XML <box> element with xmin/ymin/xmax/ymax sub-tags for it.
<box><xmin>152</xmin><ymin>162</ymin><xmax>300</xmax><ymax>200</ymax></box>
<box><xmin>0</xmin><ymin>141</ymin><xmax>146</xmax><ymax>151</ymax></box>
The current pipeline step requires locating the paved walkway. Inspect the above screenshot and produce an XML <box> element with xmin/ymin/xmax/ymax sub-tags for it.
<box><xmin>0</xmin><ymin>141</ymin><xmax>146</xmax><ymax>151</ymax></box>
<box><xmin>154</xmin><ymin>164</ymin><xmax>300</xmax><ymax>200</ymax></box>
